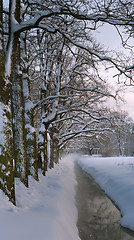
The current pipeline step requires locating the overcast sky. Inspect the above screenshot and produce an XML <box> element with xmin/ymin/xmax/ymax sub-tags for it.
<box><xmin>93</xmin><ymin>24</ymin><xmax>134</xmax><ymax>120</ymax></box>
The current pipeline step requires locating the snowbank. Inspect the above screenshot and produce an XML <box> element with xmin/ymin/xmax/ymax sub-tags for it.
<box><xmin>0</xmin><ymin>154</ymin><xmax>80</xmax><ymax>240</ymax></box>
<box><xmin>77</xmin><ymin>155</ymin><xmax>134</xmax><ymax>231</ymax></box>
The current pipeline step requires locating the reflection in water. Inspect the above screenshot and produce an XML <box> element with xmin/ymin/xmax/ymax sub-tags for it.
<box><xmin>75</xmin><ymin>163</ymin><xmax>134</xmax><ymax>240</ymax></box>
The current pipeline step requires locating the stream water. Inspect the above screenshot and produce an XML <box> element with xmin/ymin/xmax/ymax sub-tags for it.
<box><xmin>75</xmin><ymin>163</ymin><xmax>134</xmax><ymax>240</ymax></box>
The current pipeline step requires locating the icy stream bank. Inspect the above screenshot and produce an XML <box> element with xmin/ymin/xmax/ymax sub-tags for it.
<box><xmin>75</xmin><ymin>162</ymin><xmax>134</xmax><ymax>240</ymax></box>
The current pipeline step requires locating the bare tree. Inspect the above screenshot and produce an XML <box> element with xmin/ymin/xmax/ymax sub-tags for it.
<box><xmin>0</xmin><ymin>0</ymin><xmax>133</xmax><ymax>203</ymax></box>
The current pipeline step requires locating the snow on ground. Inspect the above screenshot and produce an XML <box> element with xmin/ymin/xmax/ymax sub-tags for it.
<box><xmin>77</xmin><ymin>155</ymin><xmax>134</xmax><ymax>231</ymax></box>
<box><xmin>0</xmin><ymin>154</ymin><xmax>80</xmax><ymax>240</ymax></box>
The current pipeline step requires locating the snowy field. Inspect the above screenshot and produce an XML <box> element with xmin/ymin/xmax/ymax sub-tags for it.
<box><xmin>77</xmin><ymin>155</ymin><xmax>134</xmax><ymax>232</ymax></box>
<box><xmin>0</xmin><ymin>154</ymin><xmax>80</xmax><ymax>240</ymax></box>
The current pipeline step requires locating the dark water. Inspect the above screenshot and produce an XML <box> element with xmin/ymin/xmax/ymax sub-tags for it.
<box><xmin>75</xmin><ymin>163</ymin><xmax>134</xmax><ymax>240</ymax></box>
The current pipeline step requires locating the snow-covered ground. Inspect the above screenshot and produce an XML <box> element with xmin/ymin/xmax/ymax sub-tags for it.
<box><xmin>2</xmin><ymin>154</ymin><xmax>134</xmax><ymax>239</ymax></box>
<box><xmin>0</xmin><ymin>154</ymin><xmax>80</xmax><ymax>240</ymax></box>
<box><xmin>77</xmin><ymin>155</ymin><xmax>134</xmax><ymax>232</ymax></box>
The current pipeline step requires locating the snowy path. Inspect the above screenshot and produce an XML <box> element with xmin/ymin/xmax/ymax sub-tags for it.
<box><xmin>0</xmin><ymin>154</ymin><xmax>80</xmax><ymax>240</ymax></box>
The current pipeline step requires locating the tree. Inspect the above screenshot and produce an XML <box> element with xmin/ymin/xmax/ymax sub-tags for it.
<box><xmin>0</xmin><ymin>0</ymin><xmax>15</xmax><ymax>204</ymax></box>
<box><xmin>97</xmin><ymin>109</ymin><xmax>133</xmax><ymax>156</ymax></box>
<box><xmin>0</xmin><ymin>0</ymin><xmax>133</xmax><ymax>203</ymax></box>
<box><xmin>21</xmin><ymin>33</ymin><xmax>38</xmax><ymax>181</ymax></box>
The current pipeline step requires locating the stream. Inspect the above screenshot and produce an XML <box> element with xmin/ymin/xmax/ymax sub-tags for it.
<box><xmin>75</xmin><ymin>163</ymin><xmax>134</xmax><ymax>240</ymax></box>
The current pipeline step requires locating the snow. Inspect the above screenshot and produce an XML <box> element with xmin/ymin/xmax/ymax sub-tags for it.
<box><xmin>0</xmin><ymin>103</ymin><xmax>6</xmax><ymax>146</ymax></box>
<box><xmin>1</xmin><ymin>153</ymin><xmax>134</xmax><ymax>238</ymax></box>
<box><xmin>77</xmin><ymin>155</ymin><xmax>134</xmax><ymax>231</ymax></box>
<box><xmin>0</xmin><ymin>103</ymin><xmax>4</xmax><ymax>144</ymax></box>
<box><xmin>0</xmin><ymin>154</ymin><xmax>80</xmax><ymax>240</ymax></box>
<box><xmin>5</xmin><ymin>34</ymin><xmax>13</xmax><ymax>78</ymax></box>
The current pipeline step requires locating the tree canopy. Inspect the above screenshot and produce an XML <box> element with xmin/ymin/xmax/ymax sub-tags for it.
<box><xmin>0</xmin><ymin>0</ymin><xmax>134</xmax><ymax>204</ymax></box>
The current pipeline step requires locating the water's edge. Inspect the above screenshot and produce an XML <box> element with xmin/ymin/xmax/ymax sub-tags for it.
<box><xmin>75</xmin><ymin>163</ymin><xmax>134</xmax><ymax>240</ymax></box>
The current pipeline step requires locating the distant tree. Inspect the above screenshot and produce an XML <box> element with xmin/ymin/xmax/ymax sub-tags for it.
<box><xmin>129</xmin><ymin>126</ymin><xmax>134</xmax><ymax>156</ymax></box>
<box><xmin>98</xmin><ymin>109</ymin><xmax>133</xmax><ymax>156</ymax></box>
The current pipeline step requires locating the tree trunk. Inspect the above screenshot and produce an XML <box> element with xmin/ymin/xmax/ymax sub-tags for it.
<box><xmin>0</xmin><ymin>0</ymin><xmax>15</xmax><ymax>204</ymax></box>
<box><xmin>42</xmin><ymin>128</ymin><xmax>48</xmax><ymax>176</ymax></box>
<box><xmin>38</xmin><ymin>31</ymin><xmax>48</xmax><ymax>171</ymax></box>
<box><xmin>11</xmin><ymin>37</ymin><xmax>28</xmax><ymax>186</ymax></box>
<box><xmin>49</xmin><ymin>127</ymin><xmax>54</xmax><ymax>169</ymax></box>
<box><xmin>10</xmin><ymin>0</ymin><xmax>28</xmax><ymax>187</ymax></box>
<box><xmin>21</xmin><ymin>35</ymin><xmax>38</xmax><ymax>181</ymax></box>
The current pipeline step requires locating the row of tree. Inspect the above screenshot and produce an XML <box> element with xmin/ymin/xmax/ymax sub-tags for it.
<box><xmin>0</xmin><ymin>0</ymin><xmax>134</xmax><ymax>204</ymax></box>
<box><xmin>64</xmin><ymin>109</ymin><xmax>133</xmax><ymax>156</ymax></box>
